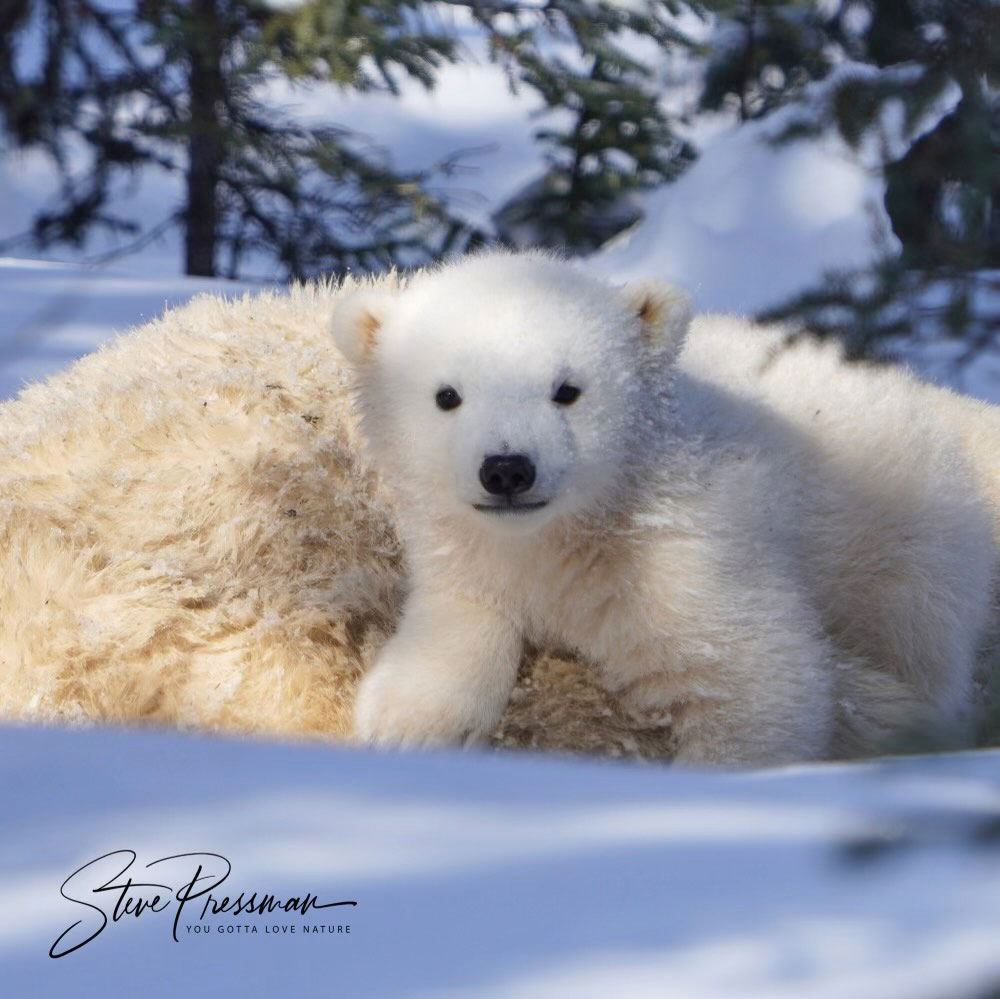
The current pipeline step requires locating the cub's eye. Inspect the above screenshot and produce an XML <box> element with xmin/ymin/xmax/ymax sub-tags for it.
<box><xmin>552</xmin><ymin>382</ymin><xmax>581</xmax><ymax>406</ymax></box>
<box><xmin>435</xmin><ymin>386</ymin><xmax>462</xmax><ymax>411</ymax></box>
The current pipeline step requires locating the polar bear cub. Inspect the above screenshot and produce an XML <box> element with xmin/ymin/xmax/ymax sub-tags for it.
<box><xmin>331</xmin><ymin>250</ymin><xmax>997</xmax><ymax>766</ymax></box>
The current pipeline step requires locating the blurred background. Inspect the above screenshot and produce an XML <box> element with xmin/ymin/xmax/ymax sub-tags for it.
<box><xmin>0</xmin><ymin>0</ymin><xmax>996</xmax><ymax>390</ymax></box>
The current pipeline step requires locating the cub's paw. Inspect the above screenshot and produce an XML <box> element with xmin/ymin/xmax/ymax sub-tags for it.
<box><xmin>353</xmin><ymin>656</ymin><xmax>493</xmax><ymax>749</ymax></box>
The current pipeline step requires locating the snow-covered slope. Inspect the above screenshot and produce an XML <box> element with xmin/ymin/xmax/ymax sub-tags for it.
<box><xmin>593</xmin><ymin>63</ymin><xmax>960</xmax><ymax>317</ymax></box>
<box><xmin>2</xmin><ymin>724</ymin><xmax>999</xmax><ymax>999</ymax></box>
<box><xmin>591</xmin><ymin>109</ymin><xmax>890</xmax><ymax>315</ymax></box>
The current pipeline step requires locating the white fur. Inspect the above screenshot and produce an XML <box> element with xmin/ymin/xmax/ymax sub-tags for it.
<box><xmin>332</xmin><ymin>250</ymin><xmax>999</xmax><ymax>766</ymax></box>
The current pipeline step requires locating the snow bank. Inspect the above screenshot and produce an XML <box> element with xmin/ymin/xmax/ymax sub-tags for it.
<box><xmin>2</xmin><ymin>724</ymin><xmax>1000</xmax><ymax>998</ymax></box>
<box><xmin>592</xmin><ymin>64</ymin><xmax>959</xmax><ymax>317</ymax></box>
<box><xmin>592</xmin><ymin>108</ymin><xmax>890</xmax><ymax>315</ymax></box>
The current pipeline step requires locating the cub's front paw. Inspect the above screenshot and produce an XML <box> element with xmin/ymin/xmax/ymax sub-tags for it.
<box><xmin>353</xmin><ymin>655</ymin><xmax>494</xmax><ymax>749</ymax></box>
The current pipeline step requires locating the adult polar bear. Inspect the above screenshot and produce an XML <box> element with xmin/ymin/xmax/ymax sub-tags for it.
<box><xmin>333</xmin><ymin>251</ymin><xmax>999</xmax><ymax>765</ymax></box>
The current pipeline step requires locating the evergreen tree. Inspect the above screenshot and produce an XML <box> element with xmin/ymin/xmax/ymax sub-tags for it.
<box><xmin>759</xmin><ymin>1</ymin><xmax>999</xmax><ymax>361</ymax></box>
<box><xmin>698</xmin><ymin>0</ymin><xmax>837</xmax><ymax>120</ymax></box>
<box><xmin>0</xmin><ymin>0</ymin><xmax>471</xmax><ymax>278</ymax></box>
<box><xmin>463</xmin><ymin>0</ymin><xmax>700</xmax><ymax>251</ymax></box>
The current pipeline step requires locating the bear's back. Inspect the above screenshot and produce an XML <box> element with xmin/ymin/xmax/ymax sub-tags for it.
<box><xmin>678</xmin><ymin>314</ymin><xmax>997</xmax><ymax>708</ymax></box>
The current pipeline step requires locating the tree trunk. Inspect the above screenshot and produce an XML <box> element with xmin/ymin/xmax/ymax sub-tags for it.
<box><xmin>184</xmin><ymin>0</ymin><xmax>224</xmax><ymax>277</ymax></box>
<box><xmin>739</xmin><ymin>0</ymin><xmax>757</xmax><ymax>122</ymax></box>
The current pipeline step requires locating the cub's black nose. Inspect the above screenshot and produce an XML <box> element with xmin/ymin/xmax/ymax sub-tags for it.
<box><xmin>479</xmin><ymin>454</ymin><xmax>536</xmax><ymax>496</ymax></box>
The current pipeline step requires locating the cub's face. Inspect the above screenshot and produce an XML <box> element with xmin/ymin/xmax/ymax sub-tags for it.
<box><xmin>332</xmin><ymin>253</ymin><xmax>688</xmax><ymax>534</ymax></box>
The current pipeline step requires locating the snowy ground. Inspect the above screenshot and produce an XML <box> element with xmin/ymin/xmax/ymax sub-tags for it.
<box><xmin>2</xmin><ymin>723</ymin><xmax>1000</xmax><ymax>999</ymax></box>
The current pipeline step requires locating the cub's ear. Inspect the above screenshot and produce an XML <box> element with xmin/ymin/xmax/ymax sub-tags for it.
<box><xmin>621</xmin><ymin>280</ymin><xmax>691</xmax><ymax>363</ymax></box>
<box><xmin>330</xmin><ymin>288</ymin><xmax>396</xmax><ymax>365</ymax></box>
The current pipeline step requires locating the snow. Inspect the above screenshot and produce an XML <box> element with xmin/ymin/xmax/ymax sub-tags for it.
<box><xmin>902</xmin><ymin>331</ymin><xmax>1000</xmax><ymax>404</ymax></box>
<box><xmin>2</xmin><ymin>724</ymin><xmax>1000</xmax><ymax>998</ymax></box>
<box><xmin>595</xmin><ymin>115</ymin><xmax>886</xmax><ymax>315</ymax></box>
<box><xmin>591</xmin><ymin>63</ymin><xmax>963</xmax><ymax>317</ymax></box>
